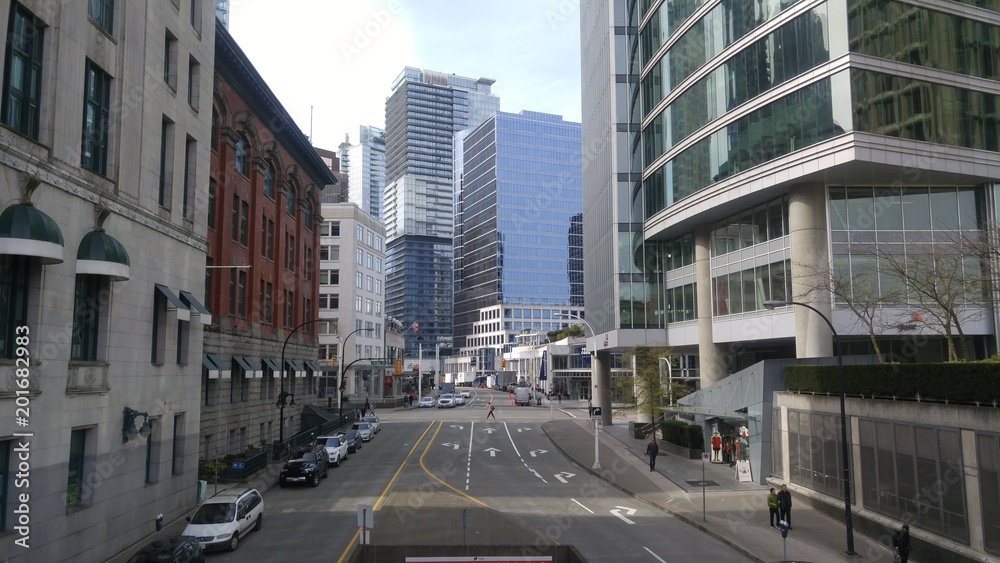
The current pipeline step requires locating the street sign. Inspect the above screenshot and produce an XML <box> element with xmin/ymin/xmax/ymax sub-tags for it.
<box><xmin>371</xmin><ymin>360</ymin><xmax>386</xmax><ymax>365</ymax></box>
<box><xmin>702</xmin><ymin>452</ymin><xmax>710</xmax><ymax>464</ymax></box>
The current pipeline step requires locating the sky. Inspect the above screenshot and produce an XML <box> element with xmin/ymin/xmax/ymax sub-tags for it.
<box><xmin>228</xmin><ymin>0</ymin><xmax>583</xmax><ymax>151</ymax></box>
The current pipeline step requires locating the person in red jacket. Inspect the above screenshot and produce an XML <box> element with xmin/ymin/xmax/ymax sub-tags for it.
<box><xmin>711</xmin><ymin>430</ymin><xmax>722</xmax><ymax>462</ymax></box>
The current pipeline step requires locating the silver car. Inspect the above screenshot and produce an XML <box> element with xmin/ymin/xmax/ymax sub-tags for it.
<box><xmin>437</xmin><ymin>393</ymin><xmax>455</xmax><ymax>408</ymax></box>
<box><xmin>351</xmin><ymin>421</ymin><xmax>373</xmax><ymax>441</ymax></box>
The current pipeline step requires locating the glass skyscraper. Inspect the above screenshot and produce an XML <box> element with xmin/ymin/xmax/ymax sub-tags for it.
<box><xmin>339</xmin><ymin>125</ymin><xmax>385</xmax><ymax>220</ymax></box>
<box><xmin>453</xmin><ymin>111</ymin><xmax>584</xmax><ymax>363</ymax></box>
<box><xmin>383</xmin><ymin>67</ymin><xmax>499</xmax><ymax>356</ymax></box>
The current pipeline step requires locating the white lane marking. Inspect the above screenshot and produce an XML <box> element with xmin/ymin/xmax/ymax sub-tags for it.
<box><xmin>503</xmin><ymin>422</ymin><xmax>522</xmax><ymax>458</ymax></box>
<box><xmin>610</xmin><ymin>506</ymin><xmax>637</xmax><ymax>525</ymax></box>
<box><xmin>465</xmin><ymin>421</ymin><xmax>475</xmax><ymax>491</ymax></box>
<box><xmin>529</xmin><ymin>449</ymin><xmax>547</xmax><ymax>457</ymax></box>
<box><xmin>554</xmin><ymin>471</ymin><xmax>576</xmax><ymax>484</ymax></box>
<box><xmin>643</xmin><ymin>546</ymin><xmax>668</xmax><ymax>562</ymax></box>
<box><xmin>571</xmin><ymin>499</ymin><xmax>594</xmax><ymax>514</ymax></box>
<box><xmin>442</xmin><ymin>442</ymin><xmax>460</xmax><ymax>450</ymax></box>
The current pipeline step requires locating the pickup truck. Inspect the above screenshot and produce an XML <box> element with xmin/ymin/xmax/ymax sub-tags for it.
<box><xmin>514</xmin><ymin>387</ymin><xmax>531</xmax><ymax>406</ymax></box>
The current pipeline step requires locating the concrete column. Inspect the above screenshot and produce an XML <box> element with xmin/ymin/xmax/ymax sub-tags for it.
<box><xmin>788</xmin><ymin>183</ymin><xmax>833</xmax><ymax>358</ymax></box>
<box><xmin>695</xmin><ymin>224</ymin><xmax>726</xmax><ymax>386</ymax></box>
<box><xmin>961</xmin><ymin>428</ymin><xmax>985</xmax><ymax>552</ymax></box>
<box><xmin>593</xmin><ymin>350</ymin><xmax>613</xmax><ymax>426</ymax></box>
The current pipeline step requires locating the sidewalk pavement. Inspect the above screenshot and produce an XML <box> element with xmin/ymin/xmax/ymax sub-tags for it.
<box><xmin>542</xmin><ymin>408</ymin><xmax>898</xmax><ymax>563</ymax></box>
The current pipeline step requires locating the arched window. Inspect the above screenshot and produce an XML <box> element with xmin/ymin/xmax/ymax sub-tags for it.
<box><xmin>284</xmin><ymin>186</ymin><xmax>295</xmax><ymax>216</ymax></box>
<box><xmin>262</xmin><ymin>162</ymin><xmax>275</xmax><ymax>199</ymax></box>
<box><xmin>304</xmin><ymin>200</ymin><xmax>314</xmax><ymax>230</ymax></box>
<box><xmin>211</xmin><ymin>108</ymin><xmax>219</xmax><ymax>152</ymax></box>
<box><xmin>234</xmin><ymin>134</ymin><xmax>249</xmax><ymax>175</ymax></box>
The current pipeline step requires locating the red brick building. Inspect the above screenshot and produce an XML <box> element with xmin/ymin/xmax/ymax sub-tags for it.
<box><xmin>201</xmin><ymin>21</ymin><xmax>337</xmax><ymax>460</ymax></box>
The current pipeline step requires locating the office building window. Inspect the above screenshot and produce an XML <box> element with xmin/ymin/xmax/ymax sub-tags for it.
<box><xmin>319</xmin><ymin>294</ymin><xmax>339</xmax><ymax>310</ymax></box>
<box><xmin>234</xmin><ymin>134</ymin><xmax>249</xmax><ymax>175</ymax></box>
<box><xmin>182</xmin><ymin>137</ymin><xmax>195</xmax><ymax>219</ymax></box>
<box><xmin>158</xmin><ymin>118</ymin><xmax>174</xmax><ymax>208</ymax></box>
<box><xmin>0</xmin><ymin>256</ymin><xmax>30</xmax><ymax>359</ymax></box>
<box><xmin>231</xmin><ymin>195</ymin><xmax>239</xmax><ymax>241</ymax></box>
<box><xmin>286</xmin><ymin>234</ymin><xmax>295</xmax><ymax>271</ymax></box>
<box><xmin>187</xmin><ymin>56</ymin><xmax>199</xmax><ymax>108</ymax></box>
<box><xmin>263</xmin><ymin>162</ymin><xmax>275</xmax><ymax>198</ymax></box>
<box><xmin>228</xmin><ymin>268</ymin><xmax>236</xmax><ymax>315</ymax></box>
<box><xmin>236</xmin><ymin>270</ymin><xmax>246</xmax><ymax>318</ymax></box>
<box><xmin>82</xmin><ymin>60</ymin><xmax>111</xmax><ymax>175</ymax></box>
<box><xmin>71</xmin><ymin>275</ymin><xmax>105</xmax><ymax>361</ymax></box>
<box><xmin>284</xmin><ymin>186</ymin><xmax>295</xmax><ymax>216</ymax></box>
<box><xmin>163</xmin><ymin>31</ymin><xmax>177</xmax><ymax>89</ymax></box>
<box><xmin>189</xmin><ymin>0</ymin><xmax>201</xmax><ymax>31</ymax></box>
<box><xmin>211</xmin><ymin>107</ymin><xmax>219</xmax><ymax>151</ymax></box>
<box><xmin>207</xmin><ymin>178</ymin><xmax>216</xmax><ymax>230</ymax></box>
<box><xmin>2</xmin><ymin>3</ymin><xmax>45</xmax><ymax>140</ymax></box>
<box><xmin>67</xmin><ymin>428</ymin><xmax>88</xmax><ymax>507</ymax></box>
<box><xmin>320</xmin><ymin>269</ymin><xmax>339</xmax><ymax>285</ymax></box>
<box><xmin>88</xmin><ymin>0</ymin><xmax>113</xmax><ymax>33</ymax></box>
<box><xmin>239</xmin><ymin>200</ymin><xmax>249</xmax><ymax>246</ymax></box>
<box><xmin>172</xmin><ymin>414</ymin><xmax>184</xmax><ymax>475</ymax></box>
<box><xmin>304</xmin><ymin>201</ymin><xmax>314</xmax><ymax>230</ymax></box>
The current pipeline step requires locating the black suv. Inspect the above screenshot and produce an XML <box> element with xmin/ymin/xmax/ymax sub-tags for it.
<box><xmin>279</xmin><ymin>445</ymin><xmax>329</xmax><ymax>487</ymax></box>
<box><xmin>343</xmin><ymin>429</ymin><xmax>363</xmax><ymax>453</ymax></box>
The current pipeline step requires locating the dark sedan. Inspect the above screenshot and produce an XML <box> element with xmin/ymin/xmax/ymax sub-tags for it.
<box><xmin>343</xmin><ymin>429</ymin><xmax>363</xmax><ymax>453</ymax></box>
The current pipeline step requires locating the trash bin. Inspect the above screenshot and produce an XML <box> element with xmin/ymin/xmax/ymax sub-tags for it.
<box><xmin>536</xmin><ymin>397</ymin><xmax>542</xmax><ymax>406</ymax></box>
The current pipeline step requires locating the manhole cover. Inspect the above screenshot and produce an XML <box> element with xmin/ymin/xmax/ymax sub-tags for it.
<box><xmin>686</xmin><ymin>480</ymin><xmax>719</xmax><ymax>487</ymax></box>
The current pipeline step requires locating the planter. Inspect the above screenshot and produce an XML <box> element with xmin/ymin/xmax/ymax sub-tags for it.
<box><xmin>662</xmin><ymin>441</ymin><xmax>704</xmax><ymax>460</ymax></box>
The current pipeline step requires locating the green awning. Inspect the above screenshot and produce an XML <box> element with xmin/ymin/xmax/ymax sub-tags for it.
<box><xmin>0</xmin><ymin>204</ymin><xmax>65</xmax><ymax>264</ymax></box>
<box><xmin>77</xmin><ymin>230</ymin><xmax>130</xmax><ymax>280</ymax></box>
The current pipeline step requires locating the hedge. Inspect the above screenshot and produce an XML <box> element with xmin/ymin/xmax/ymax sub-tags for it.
<box><xmin>784</xmin><ymin>362</ymin><xmax>1000</xmax><ymax>404</ymax></box>
<box><xmin>660</xmin><ymin>419</ymin><xmax>704</xmax><ymax>449</ymax></box>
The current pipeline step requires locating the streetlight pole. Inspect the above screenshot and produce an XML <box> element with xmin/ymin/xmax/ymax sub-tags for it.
<box><xmin>764</xmin><ymin>299</ymin><xmax>855</xmax><ymax>556</ymax></box>
<box><xmin>340</xmin><ymin>327</ymin><xmax>375</xmax><ymax>420</ymax></box>
<box><xmin>555</xmin><ymin>312</ymin><xmax>597</xmax><ymax>406</ymax></box>
<box><xmin>279</xmin><ymin>318</ymin><xmax>328</xmax><ymax>450</ymax></box>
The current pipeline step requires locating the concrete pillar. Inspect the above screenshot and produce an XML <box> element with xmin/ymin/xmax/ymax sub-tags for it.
<box><xmin>695</xmin><ymin>224</ymin><xmax>726</xmax><ymax>386</ymax></box>
<box><xmin>788</xmin><ymin>183</ymin><xmax>833</xmax><ymax>358</ymax></box>
<box><xmin>593</xmin><ymin>350</ymin><xmax>612</xmax><ymax>426</ymax></box>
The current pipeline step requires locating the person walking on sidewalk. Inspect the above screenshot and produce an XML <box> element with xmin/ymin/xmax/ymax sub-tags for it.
<box><xmin>486</xmin><ymin>401</ymin><xmax>496</xmax><ymax>420</ymax></box>
<box><xmin>767</xmin><ymin>488</ymin><xmax>780</xmax><ymax>528</ymax></box>
<box><xmin>777</xmin><ymin>484</ymin><xmax>792</xmax><ymax>529</ymax></box>
<box><xmin>892</xmin><ymin>523</ymin><xmax>911</xmax><ymax>563</ymax></box>
<box><xmin>645</xmin><ymin>437</ymin><xmax>659</xmax><ymax>471</ymax></box>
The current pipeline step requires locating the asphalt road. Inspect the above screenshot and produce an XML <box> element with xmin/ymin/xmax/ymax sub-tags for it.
<box><xmin>208</xmin><ymin>390</ymin><xmax>750</xmax><ymax>562</ymax></box>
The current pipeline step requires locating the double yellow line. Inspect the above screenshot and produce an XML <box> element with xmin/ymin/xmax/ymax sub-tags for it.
<box><xmin>336</xmin><ymin>420</ymin><xmax>492</xmax><ymax>562</ymax></box>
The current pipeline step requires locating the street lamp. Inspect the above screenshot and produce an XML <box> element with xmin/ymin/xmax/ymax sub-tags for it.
<box><xmin>555</xmin><ymin>312</ymin><xmax>602</xmax><ymax>470</ymax></box>
<box><xmin>340</xmin><ymin>327</ymin><xmax>375</xmax><ymax>419</ymax></box>
<box><xmin>764</xmin><ymin>299</ymin><xmax>855</xmax><ymax>555</ymax></box>
<box><xmin>279</xmin><ymin>318</ymin><xmax>328</xmax><ymax>450</ymax></box>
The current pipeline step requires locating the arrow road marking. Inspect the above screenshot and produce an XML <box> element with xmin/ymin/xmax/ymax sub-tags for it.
<box><xmin>442</xmin><ymin>442</ymin><xmax>460</xmax><ymax>450</ymax></box>
<box><xmin>554</xmin><ymin>471</ymin><xmax>575</xmax><ymax>484</ymax></box>
<box><xmin>484</xmin><ymin>447</ymin><xmax>500</xmax><ymax>457</ymax></box>
<box><xmin>449</xmin><ymin>425</ymin><xmax>464</xmax><ymax>430</ymax></box>
<box><xmin>611</xmin><ymin>506</ymin><xmax>637</xmax><ymax>525</ymax></box>
<box><xmin>517</xmin><ymin>427</ymin><xmax>532</xmax><ymax>432</ymax></box>
<box><xmin>529</xmin><ymin>449</ymin><xmax>548</xmax><ymax>457</ymax></box>
<box><xmin>483</xmin><ymin>427</ymin><xmax>496</xmax><ymax>434</ymax></box>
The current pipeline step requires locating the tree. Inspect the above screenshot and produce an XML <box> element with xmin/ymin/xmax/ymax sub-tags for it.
<box><xmin>622</xmin><ymin>345</ymin><xmax>671</xmax><ymax>423</ymax></box>
<box><xmin>546</xmin><ymin>324</ymin><xmax>584</xmax><ymax>342</ymax></box>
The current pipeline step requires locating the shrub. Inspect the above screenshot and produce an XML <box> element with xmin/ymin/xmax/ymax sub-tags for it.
<box><xmin>660</xmin><ymin>419</ymin><xmax>703</xmax><ymax>449</ymax></box>
<box><xmin>785</xmin><ymin>362</ymin><xmax>1000</xmax><ymax>404</ymax></box>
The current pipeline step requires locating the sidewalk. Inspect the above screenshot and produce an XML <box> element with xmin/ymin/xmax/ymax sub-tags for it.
<box><xmin>542</xmin><ymin>409</ymin><xmax>897</xmax><ymax>563</ymax></box>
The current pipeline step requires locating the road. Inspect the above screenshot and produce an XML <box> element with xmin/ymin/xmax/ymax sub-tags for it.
<box><xmin>210</xmin><ymin>390</ymin><xmax>751</xmax><ymax>562</ymax></box>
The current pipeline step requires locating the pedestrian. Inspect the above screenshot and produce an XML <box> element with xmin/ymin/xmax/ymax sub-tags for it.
<box><xmin>587</xmin><ymin>399</ymin><xmax>593</xmax><ymax>417</ymax></box>
<box><xmin>777</xmin><ymin>484</ymin><xmax>792</xmax><ymax>529</ymax></box>
<box><xmin>767</xmin><ymin>487</ymin><xmax>779</xmax><ymax>528</ymax></box>
<box><xmin>645</xmin><ymin>437</ymin><xmax>659</xmax><ymax>472</ymax></box>
<box><xmin>891</xmin><ymin>523</ymin><xmax>911</xmax><ymax>563</ymax></box>
<box><xmin>408</xmin><ymin>394</ymin><xmax>414</xmax><ymax>408</ymax></box>
<box><xmin>364</xmin><ymin>399</ymin><xmax>371</xmax><ymax>416</ymax></box>
<box><xmin>486</xmin><ymin>401</ymin><xmax>496</xmax><ymax>420</ymax></box>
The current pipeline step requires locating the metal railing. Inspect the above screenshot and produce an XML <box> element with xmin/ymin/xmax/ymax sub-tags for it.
<box><xmin>271</xmin><ymin>411</ymin><xmax>356</xmax><ymax>460</ymax></box>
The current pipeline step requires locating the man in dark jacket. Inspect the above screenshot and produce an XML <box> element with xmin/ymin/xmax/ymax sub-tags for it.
<box><xmin>777</xmin><ymin>484</ymin><xmax>792</xmax><ymax>529</ymax></box>
<box><xmin>645</xmin><ymin>437</ymin><xmax>659</xmax><ymax>471</ymax></box>
<box><xmin>892</xmin><ymin>524</ymin><xmax>911</xmax><ymax>563</ymax></box>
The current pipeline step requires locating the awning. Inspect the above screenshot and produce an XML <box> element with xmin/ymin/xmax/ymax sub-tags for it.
<box><xmin>305</xmin><ymin>360</ymin><xmax>323</xmax><ymax>372</ymax></box>
<box><xmin>179</xmin><ymin>290</ymin><xmax>211</xmax><ymax>325</ymax></box>
<box><xmin>285</xmin><ymin>359</ymin><xmax>304</xmax><ymax>372</ymax></box>
<box><xmin>233</xmin><ymin>355</ymin><xmax>255</xmax><ymax>372</ymax></box>
<box><xmin>76</xmin><ymin>230</ymin><xmax>130</xmax><ymax>280</ymax></box>
<box><xmin>154</xmin><ymin>284</ymin><xmax>190</xmax><ymax>321</ymax></box>
<box><xmin>203</xmin><ymin>354</ymin><xmax>230</xmax><ymax>379</ymax></box>
<box><xmin>262</xmin><ymin>357</ymin><xmax>281</xmax><ymax>372</ymax></box>
<box><xmin>663</xmin><ymin>404</ymin><xmax>749</xmax><ymax>421</ymax></box>
<box><xmin>207</xmin><ymin>354</ymin><xmax>229</xmax><ymax>371</ymax></box>
<box><xmin>234</xmin><ymin>355</ymin><xmax>262</xmax><ymax>378</ymax></box>
<box><xmin>202</xmin><ymin>355</ymin><xmax>218</xmax><ymax>370</ymax></box>
<box><xmin>0</xmin><ymin>203</ymin><xmax>65</xmax><ymax>264</ymax></box>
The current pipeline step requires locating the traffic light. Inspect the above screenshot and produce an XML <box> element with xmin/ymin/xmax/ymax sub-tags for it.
<box><xmin>500</xmin><ymin>358</ymin><xmax>506</xmax><ymax>369</ymax></box>
<box><xmin>394</xmin><ymin>359</ymin><xmax>402</xmax><ymax>374</ymax></box>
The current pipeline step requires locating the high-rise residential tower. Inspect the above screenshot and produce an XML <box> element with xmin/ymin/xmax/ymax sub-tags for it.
<box><xmin>339</xmin><ymin>126</ymin><xmax>386</xmax><ymax>219</ymax></box>
<box><xmin>453</xmin><ymin>111</ymin><xmax>584</xmax><ymax>373</ymax></box>
<box><xmin>383</xmin><ymin>67</ymin><xmax>499</xmax><ymax>356</ymax></box>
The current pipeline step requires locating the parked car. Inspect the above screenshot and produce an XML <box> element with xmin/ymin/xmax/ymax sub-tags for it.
<box><xmin>343</xmin><ymin>429</ymin><xmax>363</xmax><ymax>453</ymax></box>
<box><xmin>418</xmin><ymin>396</ymin><xmax>435</xmax><ymax>408</ymax></box>
<box><xmin>315</xmin><ymin>434</ymin><xmax>349</xmax><ymax>467</ymax></box>
<box><xmin>127</xmin><ymin>536</ymin><xmax>204</xmax><ymax>562</ymax></box>
<box><xmin>351</xmin><ymin>421</ymin><xmax>373</xmax><ymax>442</ymax></box>
<box><xmin>362</xmin><ymin>415</ymin><xmax>381</xmax><ymax>433</ymax></box>
<box><xmin>279</xmin><ymin>445</ymin><xmax>329</xmax><ymax>487</ymax></box>
<box><xmin>182</xmin><ymin>487</ymin><xmax>263</xmax><ymax>552</ymax></box>
<box><xmin>437</xmin><ymin>393</ymin><xmax>455</xmax><ymax>408</ymax></box>
<box><xmin>453</xmin><ymin>394</ymin><xmax>466</xmax><ymax>406</ymax></box>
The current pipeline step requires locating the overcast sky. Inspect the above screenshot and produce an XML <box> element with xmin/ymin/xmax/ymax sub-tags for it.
<box><xmin>228</xmin><ymin>0</ymin><xmax>583</xmax><ymax>151</ymax></box>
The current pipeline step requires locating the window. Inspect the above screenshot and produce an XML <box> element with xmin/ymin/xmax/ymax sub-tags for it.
<box><xmin>189</xmin><ymin>0</ymin><xmax>201</xmax><ymax>31</ymax></box>
<box><xmin>284</xmin><ymin>290</ymin><xmax>294</xmax><ymax>327</ymax></box>
<box><xmin>163</xmin><ymin>31</ymin><xmax>177</xmax><ymax>89</ymax></box>
<box><xmin>2</xmin><ymin>3</ymin><xmax>45</xmax><ymax>140</ymax></box>
<box><xmin>285</xmin><ymin>233</ymin><xmax>296</xmax><ymax>271</ymax></box>
<box><xmin>187</xmin><ymin>56</ymin><xmax>200</xmax><ymax>108</ymax></box>
<box><xmin>356</xmin><ymin>225</ymin><xmax>363</xmax><ymax>239</ymax></box>
<box><xmin>239</xmin><ymin>200</ymin><xmax>249</xmax><ymax>246</ymax></box>
<box><xmin>262</xmin><ymin>162</ymin><xmax>275</xmax><ymax>198</ymax></box>
<box><xmin>234</xmin><ymin>134</ymin><xmax>249</xmax><ymax>175</ymax></box>
<box><xmin>82</xmin><ymin>60</ymin><xmax>111</xmax><ymax>175</ymax></box>
<box><xmin>182</xmin><ymin>137</ymin><xmax>195</xmax><ymax>219</ymax></box>
<box><xmin>145</xmin><ymin>418</ymin><xmax>158</xmax><ymax>483</ymax></box>
<box><xmin>355</xmin><ymin>295</ymin><xmax>363</xmax><ymax>312</ymax></box>
<box><xmin>231</xmin><ymin>195</ymin><xmax>239</xmax><ymax>241</ymax></box>
<box><xmin>228</xmin><ymin>269</ymin><xmax>236</xmax><ymax>315</ymax></box>
<box><xmin>356</xmin><ymin>249</ymin><xmax>363</xmax><ymax>265</ymax></box>
<box><xmin>67</xmin><ymin>429</ymin><xmax>88</xmax><ymax>508</ymax></box>
<box><xmin>375</xmin><ymin>258</ymin><xmax>382</xmax><ymax>273</ymax></box>
<box><xmin>0</xmin><ymin>256</ymin><xmax>30</xmax><ymax>359</ymax></box>
<box><xmin>207</xmin><ymin>179</ymin><xmax>216</xmax><ymax>230</ymax></box>
<box><xmin>88</xmin><ymin>0</ymin><xmax>113</xmax><ymax>33</ymax></box>
<box><xmin>236</xmin><ymin>270</ymin><xmax>246</xmax><ymax>318</ymax></box>
<box><xmin>323</xmin><ymin>221</ymin><xmax>341</xmax><ymax>236</ymax></box>
<box><xmin>71</xmin><ymin>275</ymin><xmax>105</xmax><ymax>361</ymax></box>
<box><xmin>375</xmin><ymin>301</ymin><xmax>381</xmax><ymax>316</ymax></box>
<box><xmin>320</xmin><ymin>245</ymin><xmax>339</xmax><ymax>261</ymax></box>
<box><xmin>365</xmin><ymin>298</ymin><xmax>373</xmax><ymax>314</ymax></box>
<box><xmin>305</xmin><ymin>247</ymin><xmax>313</xmax><ymax>281</ymax></box>
<box><xmin>366</xmin><ymin>253</ymin><xmax>373</xmax><ymax>269</ymax></box>
<box><xmin>211</xmin><ymin>107</ymin><xmax>219</xmax><ymax>151</ymax></box>
<box><xmin>304</xmin><ymin>201</ymin><xmax>314</xmax><ymax>230</ymax></box>
<box><xmin>356</xmin><ymin>272</ymin><xmax>363</xmax><ymax>288</ymax></box>
<box><xmin>319</xmin><ymin>294</ymin><xmax>339</xmax><ymax>310</ymax></box>
<box><xmin>375</xmin><ymin>280</ymin><xmax>382</xmax><ymax>295</ymax></box>
<box><xmin>365</xmin><ymin>230</ymin><xmax>373</xmax><ymax>246</ymax></box>
<box><xmin>172</xmin><ymin>414</ymin><xmax>184</xmax><ymax>475</ymax></box>
<box><xmin>158</xmin><ymin>118</ymin><xmax>174</xmax><ymax>208</ymax></box>
<box><xmin>365</xmin><ymin>275</ymin><xmax>373</xmax><ymax>292</ymax></box>
<box><xmin>263</xmin><ymin>281</ymin><xmax>273</xmax><ymax>324</ymax></box>
<box><xmin>320</xmin><ymin>269</ymin><xmax>339</xmax><ymax>285</ymax></box>
<box><xmin>262</xmin><ymin>216</ymin><xmax>274</xmax><ymax>260</ymax></box>
<box><xmin>284</xmin><ymin>186</ymin><xmax>295</xmax><ymax>216</ymax></box>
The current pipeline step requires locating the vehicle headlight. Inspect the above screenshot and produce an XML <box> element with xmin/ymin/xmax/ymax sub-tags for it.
<box><xmin>217</xmin><ymin>532</ymin><xmax>232</xmax><ymax>539</ymax></box>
